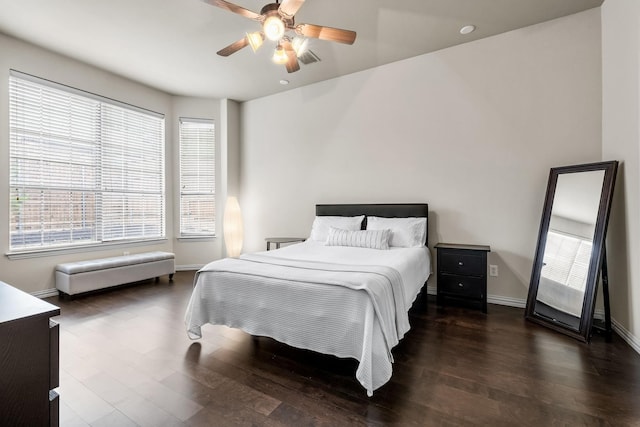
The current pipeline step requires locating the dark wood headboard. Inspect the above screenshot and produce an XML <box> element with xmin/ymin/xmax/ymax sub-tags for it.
<box><xmin>315</xmin><ymin>203</ymin><xmax>429</xmax><ymax>245</ymax></box>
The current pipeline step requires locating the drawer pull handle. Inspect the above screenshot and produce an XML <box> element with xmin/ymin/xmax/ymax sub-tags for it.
<box><xmin>458</xmin><ymin>283</ymin><xmax>464</xmax><ymax>287</ymax></box>
<box><xmin>458</xmin><ymin>261</ymin><xmax>464</xmax><ymax>266</ymax></box>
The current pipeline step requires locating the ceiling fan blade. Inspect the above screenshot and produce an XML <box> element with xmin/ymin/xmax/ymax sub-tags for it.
<box><xmin>201</xmin><ymin>0</ymin><xmax>261</xmax><ymax>21</ymax></box>
<box><xmin>217</xmin><ymin>37</ymin><xmax>249</xmax><ymax>56</ymax></box>
<box><xmin>296</xmin><ymin>23</ymin><xmax>356</xmax><ymax>45</ymax></box>
<box><xmin>282</xmin><ymin>40</ymin><xmax>300</xmax><ymax>73</ymax></box>
<box><xmin>279</xmin><ymin>0</ymin><xmax>305</xmax><ymax>19</ymax></box>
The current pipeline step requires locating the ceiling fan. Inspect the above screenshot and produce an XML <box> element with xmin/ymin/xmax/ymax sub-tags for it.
<box><xmin>202</xmin><ymin>0</ymin><xmax>357</xmax><ymax>73</ymax></box>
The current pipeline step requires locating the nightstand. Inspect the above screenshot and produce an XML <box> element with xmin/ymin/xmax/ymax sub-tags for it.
<box><xmin>265</xmin><ymin>237</ymin><xmax>306</xmax><ymax>251</ymax></box>
<box><xmin>435</xmin><ymin>243</ymin><xmax>491</xmax><ymax>313</ymax></box>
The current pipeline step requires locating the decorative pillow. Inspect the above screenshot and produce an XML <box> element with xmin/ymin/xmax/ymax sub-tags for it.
<box><xmin>325</xmin><ymin>227</ymin><xmax>391</xmax><ymax>250</ymax></box>
<box><xmin>366</xmin><ymin>216</ymin><xmax>427</xmax><ymax>247</ymax></box>
<box><xmin>309</xmin><ymin>215</ymin><xmax>364</xmax><ymax>242</ymax></box>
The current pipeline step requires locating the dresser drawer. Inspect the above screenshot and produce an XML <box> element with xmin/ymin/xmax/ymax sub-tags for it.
<box><xmin>49</xmin><ymin>320</ymin><xmax>59</xmax><ymax>389</ymax></box>
<box><xmin>50</xmin><ymin>390</ymin><xmax>59</xmax><ymax>427</ymax></box>
<box><xmin>439</xmin><ymin>250</ymin><xmax>486</xmax><ymax>276</ymax></box>
<box><xmin>439</xmin><ymin>275</ymin><xmax>485</xmax><ymax>299</ymax></box>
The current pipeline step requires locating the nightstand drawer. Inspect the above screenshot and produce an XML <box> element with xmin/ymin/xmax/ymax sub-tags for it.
<box><xmin>439</xmin><ymin>275</ymin><xmax>485</xmax><ymax>299</ymax></box>
<box><xmin>439</xmin><ymin>251</ymin><xmax>485</xmax><ymax>277</ymax></box>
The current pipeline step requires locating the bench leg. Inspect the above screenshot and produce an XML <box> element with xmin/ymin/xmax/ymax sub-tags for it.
<box><xmin>169</xmin><ymin>273</ymin><xmax>174</xmax><ymax>282</ymax></box>
<box><xmin>58</xmin><ymin>290</ymin><xmax>73</xmax><ymax>301</ymax></box>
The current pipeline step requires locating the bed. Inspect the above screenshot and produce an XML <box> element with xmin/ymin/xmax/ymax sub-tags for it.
<box><xmin>184</xmin><ymin>203</ymin><xmax>431</xmax><ymax>396</ymax></box>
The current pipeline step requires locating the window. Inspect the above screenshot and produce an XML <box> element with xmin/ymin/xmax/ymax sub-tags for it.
<box><xmin>9</xmin><ymin>70</ymin><xmax>165</xmax><ymax>252</ymax></box>
<box><xmin>179</xmin><ymin>118</ymin><xmax>215</xmax><ymax>237</ymax></box>
<box><xmin>542</xmin><ymin>230</ymin><xmax>593</xmax><ymax>290</ymax></box>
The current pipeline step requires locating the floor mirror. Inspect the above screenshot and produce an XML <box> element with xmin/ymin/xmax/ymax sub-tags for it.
<box><xmin>525</xmin><ymin>161</ymin><xmax>618</xmax><ymax>342</ymax></box>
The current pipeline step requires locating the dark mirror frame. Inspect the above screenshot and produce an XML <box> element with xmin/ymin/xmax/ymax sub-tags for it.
<box><xmin>525</xmin><ymin>161</ymin><xmax>618</xmax><ymax>342</ymax></box>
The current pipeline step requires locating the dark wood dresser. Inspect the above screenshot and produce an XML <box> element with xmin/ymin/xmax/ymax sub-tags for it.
<box><xmin>435</xmin><ymin>243</ymin><xmax>491</xmax><ymax>313</ymax></box>
<box><xmin>0</xmin><ymin>281</ymin><xmax>60</xmax><ymax>427</ymax></box>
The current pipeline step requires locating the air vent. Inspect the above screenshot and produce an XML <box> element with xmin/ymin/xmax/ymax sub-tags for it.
<box><xmin>298</xmin><ymin>50</ymin><xmax>321</xmax><ymax>65</ymax></box>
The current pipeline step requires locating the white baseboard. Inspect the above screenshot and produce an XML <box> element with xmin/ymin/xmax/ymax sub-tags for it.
<box><xmin>31</xmin><ymin>288</ymin><xmax>59</xmax><ymax>298</ymax></box>
<box><xmin>176</xmin><ymin>264</ymin><xmax>205</xmax><ymax>271</ymax></box>
<box><xmin>611</xmin><ymin>318</ymin><xmax>640</xmax><ymax>354</ymax></box>
<box><xmin>487</xmin><ymin>295</ymin><xmax>527</xmax><ymax>308</ymax></box>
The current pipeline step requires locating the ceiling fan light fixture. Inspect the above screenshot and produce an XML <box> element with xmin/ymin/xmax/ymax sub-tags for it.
<box><xmin>272</xmin><ymin>44</ymin><xmax>288</xmax><ymax>64</ymax></box>
<box><xmin>263</xmin><ymin>15</ymin><xmax>285</xmax><ymax>41</ymax></box>
<box><xmin>208</xmin><ymin>0</ymin><xmax>356</xmax><ymax>72</ymax></box>
<box><xmin>292</xmin><ymin>37</ymin><xmax>309</xmax><ymax>57</ymax></box>
<box><xmin>246</xmin><ymin>31</ymin><xmax>264</xmax><ymax>52</ymax></box>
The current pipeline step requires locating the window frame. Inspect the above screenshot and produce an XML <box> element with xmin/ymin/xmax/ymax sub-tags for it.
<box><xmin>178</xmin><ymin>117</ymin><xmax>216</xmax><ymax>239</ymax></box>
<box><xmin>8</xmin><ymin>70</ymin><xmax>166</xmax><ymax>257</ymax></box>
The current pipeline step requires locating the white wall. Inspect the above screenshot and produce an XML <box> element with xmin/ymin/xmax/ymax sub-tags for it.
<box><xmin>220</xmin><ymin>98</ymin><xmax>242</xmax><ymax>257</ymax></box>
<box><xmin>0</xmin><ymin>34</ymin><xmax>227</xmax><ymax>294</ymax></box>
<box><xmin>240</xmin><ymin>9</ymin><xmax>603</xmax><ymax>304</ymax></box>
<box><xmin>602</xmin><ymin>0</ymin><xmax>640</xmax><ymax>350</ymax></box>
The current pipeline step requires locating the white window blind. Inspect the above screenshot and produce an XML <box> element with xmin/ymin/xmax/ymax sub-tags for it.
<box><xmin>179</xmin><ymin>118</ymin><xmax>215</xmax><ymax>237</ymax></box>
<box><xmin>9</xmin><ymin>70</ymin><xmax>165</xmax><ymax>251</ymax></box>
<box><xmin>541</xmin><ymin>230</ymin><xmax>593</xmax><ymax>291</ymax></box>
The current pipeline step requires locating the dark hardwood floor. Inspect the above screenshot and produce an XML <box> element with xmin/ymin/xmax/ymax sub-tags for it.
<box><xmin>46</xmin><ymin>271</ymin><xmax>640</xmax><ymax>426</ymax></box>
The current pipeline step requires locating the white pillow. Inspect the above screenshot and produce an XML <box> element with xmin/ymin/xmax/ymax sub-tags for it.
<box><xmin>309</xmin><ymin>215</ymin><xmax>364</xmax><ymax>241</ymax></box>
<box><xmin>366</xmin><ymin>216</ymin><xmax>427</xmax><ymax>247</ymax></box>
<box><xmin>325</xmin><ymin>227</ymin><xmax>391</xmax><ymax>250</ymax></box>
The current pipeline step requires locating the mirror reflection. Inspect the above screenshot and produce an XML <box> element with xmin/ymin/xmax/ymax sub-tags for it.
<box><xmin>534</xmin><ymin>170</ymin><xmax>604</xmax><ymax>330</ymax></box>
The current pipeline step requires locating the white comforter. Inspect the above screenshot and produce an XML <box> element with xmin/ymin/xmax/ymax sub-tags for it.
<box><xmin>537</xmin><ymin>276</ymin><xmax>585</xmax><ymax>317</ymax></box>
<box><xmin>184</xmin><ymin>240</ymin><xmax>431</xmax><ymax>396</ymax></box>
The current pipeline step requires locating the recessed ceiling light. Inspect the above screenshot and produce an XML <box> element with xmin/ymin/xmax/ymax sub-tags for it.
<box><xmin>279</xmin><ymin>79</ymin><xmax>289</xmax><ymax>85</ymax></box>
<box><xmin>460</xmin><ymin>25</ymin><xmax>476</xmax><ymax>35</ymax></box>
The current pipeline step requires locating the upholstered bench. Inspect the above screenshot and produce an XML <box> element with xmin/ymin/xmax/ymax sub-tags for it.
<box><xmin>55</xmin><ymin>251</ymin><xmax>175</xmax><ymax>297</ymax></box>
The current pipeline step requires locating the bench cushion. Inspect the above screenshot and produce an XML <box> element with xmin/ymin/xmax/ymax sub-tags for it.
<box><xmin>56</xmin><ymin>251</ymin><xmax>175</xmax><ymax>275</ymax></box>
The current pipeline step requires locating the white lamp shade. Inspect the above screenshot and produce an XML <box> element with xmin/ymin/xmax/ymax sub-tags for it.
<box><xmin>246</xmin><ymin>31</ymin><xmax>264</xmax><ymax>52</ymax></box>
<box><xmin>223</xmin><ymin>196</ymin><xmax>243</xmax><ymax>258</ymax></box>
<box><xmin>272</xmin><ymin>45</ymin><xmax>288</xmax><ymax>64</ymax></box>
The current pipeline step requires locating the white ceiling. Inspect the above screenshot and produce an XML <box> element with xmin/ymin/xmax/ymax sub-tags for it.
<box><xmin>0</xmin><ymin>0</ymin><xmax>603</xmax><ymax>101</ymax></box>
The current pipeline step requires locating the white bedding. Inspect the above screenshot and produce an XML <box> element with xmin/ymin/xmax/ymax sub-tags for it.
<box><xmin>184</xmin><ymin>240</ymin><xmax>431</xmax><ymax>396</ymax></box>
<box><xmin>537</xmin><ymin>276</ymin><xmax>585</xmax><ymax>317</ymax></box>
